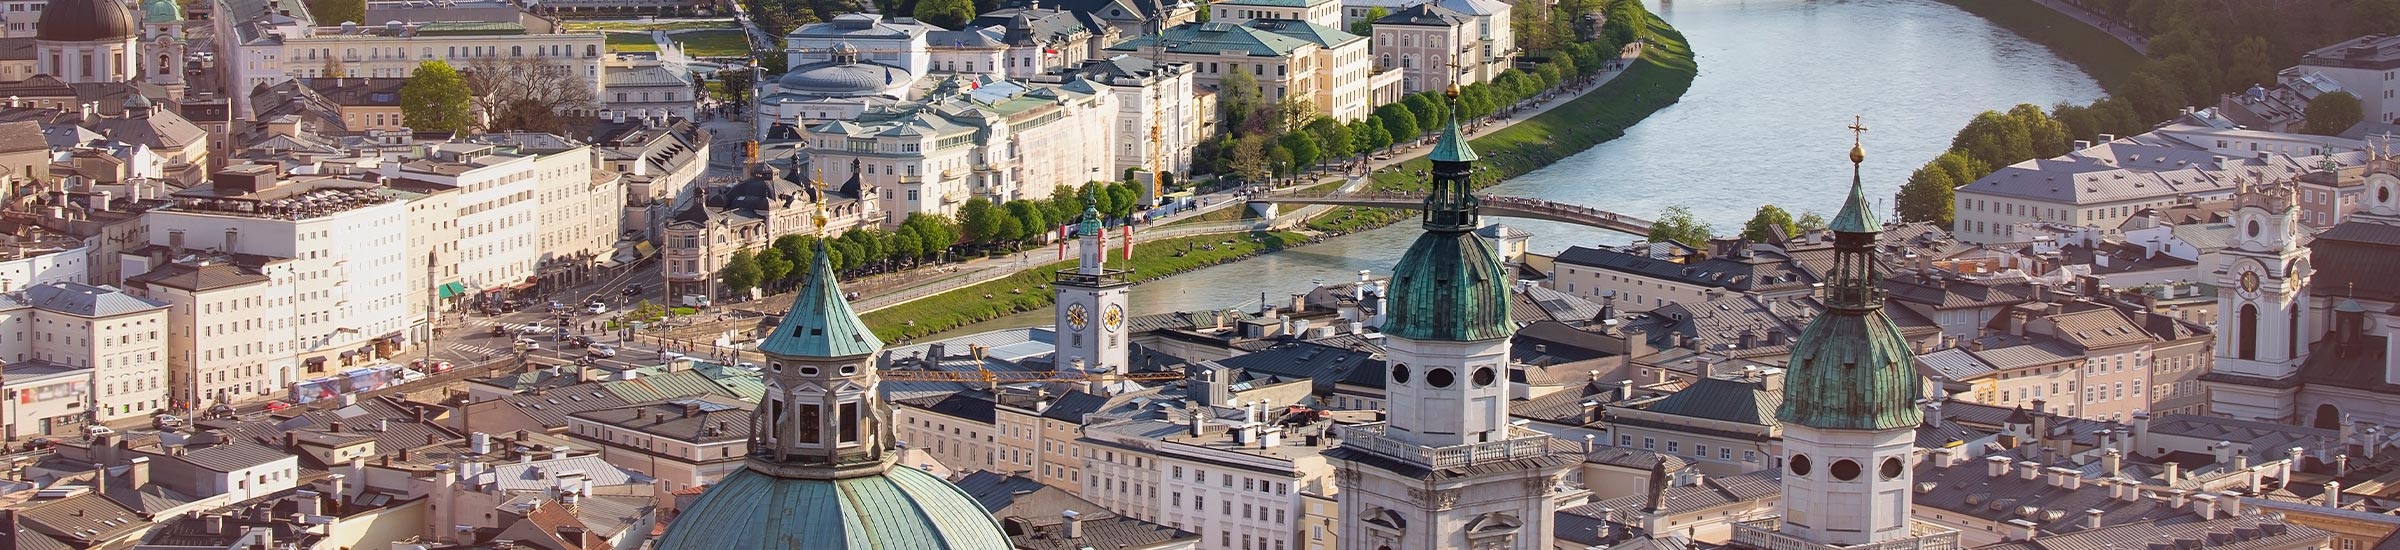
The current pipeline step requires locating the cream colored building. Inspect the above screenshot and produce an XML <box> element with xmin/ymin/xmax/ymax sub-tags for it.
<box><xmin>1106</xmin><ymin>19</ymin><xmax>1372</xmax><ymax>122</ymax></box>
<box><xmin>1368</xmin><ymin>2</ymin><xmax>1478</xmax><ymax>95</ymax></box>
<box><xmin>224</xmin><ymin>15</ymin><xmax>606</xmax><ymax>120</ymax></box>
<box><xmin>1211</xmin><ymin>0</ymin><xmax>1342</xmax><ymax>28</ymax></box>
<box><xmin>800</xmin><ymin>78</ymin><xmax>1118</xmax><ymax>224</ymax></box>
<box><xmin>386</xmin><ymin>143</ymin><xmax>542</xmax><ymax>293</ymax></box>
<box><xmin>123</xmin><ymin>251</ymin><xmax>299</xmax><ymax>412</ymax></box>
<box><xmin>2</xmin><ymin>282</ymin><xmax>171</xmax><ymax>422</ymax></box>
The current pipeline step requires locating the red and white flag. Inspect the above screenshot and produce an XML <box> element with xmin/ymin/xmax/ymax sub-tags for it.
<box><xmin>1121</xmin><ymin>225</ymin><xmax>1133</xmax><ymax>260</ymax></box>
<box><xmin>1056</xmin><ymin>226</ymin><xmax>1068</xmax><ymax>260</ymax></box>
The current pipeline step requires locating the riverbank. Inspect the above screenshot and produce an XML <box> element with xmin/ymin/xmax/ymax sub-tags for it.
<box><xmin>1311</xmin><ymin>7</ymin><xmax>1699</xmax><ymax>235</ymax></box>
<box><xmin>1935</xmin><ymin>0</ymin><xmax>2146</xmax><ymax>92</ymax></box>
<box><xmin>860</xmin><ymin>231</ymin><xmax>1308</xmax><ymax>341</ymax></box>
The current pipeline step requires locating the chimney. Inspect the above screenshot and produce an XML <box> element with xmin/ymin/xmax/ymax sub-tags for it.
<box><xmin>2083</xmin><ymin>509</ymin><xmax>2104</xmax><ymax>531</ymax></box>
<box><xmin>1987</xmin><ymin>456</ymin><xmax>2014</xmax><ymax>477</ymax></box>
<box><xmin>2285</xmin><ymin>447</ymin><xmax>2304</xmax><ymax>484</ymax></box>
<box><xmin>2104</xmin><ymin>449</ymin><xmax>2122</xmax><ymax>478</ymax></box>
<box><xmin>2007</xmin><ymin>519</ymin><xmax>2038</xmax><ymax>541</ymax></box>
<box><xmin>90</xmin><ymin>462</ymin><xmax>107</xmax><ymax>496</ymax></box>
<box><xmin>224</xmin><ymin>228</ymin><xmax>240</xmax><ymax>253</ymax></box>
<box><xmin>2212</xmin><ymin>441</ymin><xmax>2234</xmax><ymax>465</ymax></box>
<box><xmin>2183</xmin><ymin>491</ymin><xmax>2208</xmax><ymax>516</ymax></box>
<box><xmin>2325</xmin><ymin>481</ymin><xmax>2344</xmax><ymax>508</ymax></box>
<box><xmin>2049</xmin><ymin>467</ymin><xmax>2081</xmax><ymax>490</ymax></box>
<box><xmin>2338</xmin><ymin>454</ymin><xmax>2351</xmax><ymax>477</ymax></box>
<box><xmin>2008</xmin><ymin>310</ymin><xmax>2028</xmax><ymax>336</ymax></box>
<box><xmin>2164</xmin><ymin>462</ymin><xmax>2180</xmax><ymax>485</ymax></box>
<box><xmin>1189</xmin><ymin>408</ymin><xmax>1206</xmax><ymax>437</ymax></box>
<box><xmin>682</xmin><ymin>402</ymin><xmax>701</xmax><ymax>418</ymax></box>
<box><xmin>203</xmin><ymin>514</ymin><xmax>224</xmax><ymax>535</ymax></box>
<box><xmin>330</xmin><ymin>421</ymin><xmax>345</xmax><ymax>433</ymax></box>
<box><xmin>471</xmin><ymin>432</ymin><xmax>491</xmax><ymax>455</ymax></box>
<box><xmin>1930</xmin><ymin>448</ymin><xmax>1955</xmax><ymax>468</ymax></box>
<box><xmin>1061</xmin><ymin>510</ymin><xmax>1084</xmax><ymax>539</ymax></box>
<box><xmin>2019</xmin><ymin>461</ymin><xmax>2042</xmax><ymax>480</ymax></box>
<box><xmin>2115</xmin><ymin>478</ymin><xmax>2141</xmax><ymax>502</ymax></box>
<box><xmin>2132</xmin><ymin>410</ymin><xmax>2152</xmax><ymax>453</ymax></box>
<box><xmin>2105</xmin><ymin>478</ymin><xmax>2126</xmax><ymax>501</ymax></box>
<box><xmin>127</xmin><ymin>457</ymin><xmax>148</xmax><ymax>489</ymax></box>
<box><xmin>329</xmin><ymin>473</ymin><xmax>347</xmax><ymax>502</ymax></box>
<box><xmin>2218</xmin><ymin>490</ymin><xmax>2243</xmax><ymax>517</ymax></box>
<box><xmin>168</xmin><ymin>229</ymin><xmax>185</xmax><ymax>256</ymax></box>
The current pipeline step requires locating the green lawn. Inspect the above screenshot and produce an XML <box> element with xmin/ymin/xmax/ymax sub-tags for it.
<box><xmin>1935</xmin><ymin>0</ymin><xmax>2146</xmax><ymax>92</ymax></box>
<box><xmin>564</xmin><ymin>20</ymin><xmax>736</xmax><ymax>32</ymax></box>
<box><xmin>604</xmin><ymin>32</ymin><xmax>659</xmax><ymax>53</ymax></box>
<box><xmin>669</xmin><ymin>29</ymin><xmax>755</xmax><ymax>57</ymax></box>
<box><xmin>861</xmin><ymin>231</ymin><xmax>1305</xmax><ymax>341</ymax></box>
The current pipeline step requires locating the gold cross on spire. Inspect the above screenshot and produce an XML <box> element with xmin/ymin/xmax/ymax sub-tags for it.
<box><xmin>1848</xmin><ymin>115</ymin><xmax>1868</xmax><ymax>164</ymax></box>
<box><xmin>812</xmin><ymin>165</ymin><xmax>829</xmax><ymax>232</ymax></box>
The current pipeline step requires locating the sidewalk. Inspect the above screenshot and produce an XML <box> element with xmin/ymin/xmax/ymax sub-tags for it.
<box><xmin>2027</xmin><ymin>0</ymin><xmax>2148</xmax><ymax>55</ymax></box>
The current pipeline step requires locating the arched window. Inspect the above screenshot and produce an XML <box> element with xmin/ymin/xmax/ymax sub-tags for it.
<box><xmin>2238</xmin><ymin>304</ymin><xmax>2259</xmax><ymax>360</ymax></box>
<box><xmin>2315</xmin><ymin>404</ymin><xmax>2343</xmax><ymax>430</ymax></box>
<box><xmin>511</xmin><ymin>46</ymin><xmax>522</xmax><ymax>57</ymax></box>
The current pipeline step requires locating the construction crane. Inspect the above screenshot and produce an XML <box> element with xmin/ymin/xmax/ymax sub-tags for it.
<box><xmin>877</xmin><ymin>343</ymin><xmax>1186</xmax><ymax>384</ymax></box>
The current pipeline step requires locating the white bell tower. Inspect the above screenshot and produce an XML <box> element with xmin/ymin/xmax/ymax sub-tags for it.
<box><xmin>1053</xmin><ymin>200</ymin><xmax>1130</xmax><ymax>378</ymax></box>
<box><xmin>2205</xmin><ymin>178</ymin><xmax>2310</xmax><ymax>423</ymax></box>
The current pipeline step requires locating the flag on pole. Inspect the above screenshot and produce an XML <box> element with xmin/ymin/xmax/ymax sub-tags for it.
<box><xmin>1121</xmin><ymin>225</ymin><xmax>1133</xmax><ymax>260</ymax></box>
<box><xmin>1096</xmin><ymin>222</ymin><xmax>1108</xmax><ymax>261</ymax></box>
<box><xmin>1057</xmin><ymin>226</ymin><xmax>1068</xmax><ymax>260</ymax></box>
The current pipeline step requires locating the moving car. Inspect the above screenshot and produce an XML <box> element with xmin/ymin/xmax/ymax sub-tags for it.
<box><xmin>587</xmin><ymin>343</ymin><xmax>618</xmax><ymax>358</ymax></box>
<box><xmin>586</xmin><ymin>301</ymin><xmax>608</xmax><ymax>315</ymax></box>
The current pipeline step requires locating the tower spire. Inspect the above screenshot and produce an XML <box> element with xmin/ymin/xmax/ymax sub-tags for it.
<box><xmin>1423</xmin><ymin>76</ymin><xmax>1478</xmax><ymax>232</ymax></box>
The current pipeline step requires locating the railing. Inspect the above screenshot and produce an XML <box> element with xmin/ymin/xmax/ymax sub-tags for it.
<box><xmin>1054</xmin><ymin>268</ymin><xmax>1131</xmax><ymax>286</ymax></box>
<box><xmin>1251</xmin><ymin>191</ymin><xmax>1653</xmax><ymax>234</ymax></box>
<box><xmin>1729</xmin><ymin>519</ymin><xmax>1961</xmax><ymax>550</ymax></box>
<box><xmin>1333</xmin><ymin>422</ymin><xmax>1558</xmax><ymax>469</ymax></box>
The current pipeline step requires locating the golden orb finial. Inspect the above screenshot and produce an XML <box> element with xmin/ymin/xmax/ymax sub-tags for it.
<box><xmin>1846</xmin><ymin>115</ymin><xmax>1869</xmax><ymax>164</ymax></box>
<box><xmin>812</xmin><ymin>165</ymin><xmax>829</xmax><ymax>231</ymax></box>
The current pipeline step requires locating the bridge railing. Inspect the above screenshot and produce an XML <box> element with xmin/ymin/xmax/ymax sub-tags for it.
<box><xmin>1255</xmin><ymin>191</ymin><xmax>1653</xmax><ymax>229</ymax></box>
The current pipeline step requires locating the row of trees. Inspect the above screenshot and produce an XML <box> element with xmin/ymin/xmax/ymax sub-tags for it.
<box><xmin>958</xmin><ymin>182</ymin><xmax>1144</xmax><ymax>251</ymax></box>
<box><xmin>1641</xmin><ymin>204</ymin><xmax>1826</xmax><ymax>249</ymax></box>
<box><xmin>720</xmin><ymin>213</ymin><xmax>963</xmax><ymax>296</ymax></box>
<box><xmin>1197</xmin><ymin>57</ymin><xmax>1590</xmax><ymax>185</ymax></box>
<box><xmin>397</xmin><ymin>59</ymin><xmax>598</xmax><ymax>134</ymax></box>
<box><xmin>1891</xmin><ymin>0</ymin><xmax>2400</xmax><ymax>226</ymax></box>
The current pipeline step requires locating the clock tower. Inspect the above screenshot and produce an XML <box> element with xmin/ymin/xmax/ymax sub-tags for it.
<box><xmin>1054</xmin><ymin>192</ymin><xmax>1131</xmax><ymax>379</ymax></box>
<box><xmin>2203</xmin><ymin>178</ymin><xmax>2311</xmax><ymax>423</ymax></box>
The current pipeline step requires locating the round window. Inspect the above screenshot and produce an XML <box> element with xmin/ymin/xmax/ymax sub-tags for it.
<box><xmin>1832</xmin><ymin>459</ymin><xmax>1863</xmax><ymax>481</ymax></box>
<box><xmin>2248</xmin><ymin>220</ymin><xmax>2262</xmax><ymax>238</ymax></box>
<box><xmin>799</xmin><ymin>366</ymin><xmax>820</xmax><ymax>376</ymax></box>
<box><xmin>1880</xmin><ymin>456</ymin><xmax>1905</xmax><ymax>480</ymax></box>
<box><xmin>841</xmin><ymin>365</ymin><xmax>858</xmax><ymax>375</ymax></box>
<box><xmin>1789</xmin><ymin>454</ymin><xmax>1812</xmax><ymax>477</ymax></box>
<box><xmin>1472</xmin><ymin>367</ymin><xmax>1497</xmax><ymax>387</ymax></box>
<box><xmin>1427</xmin><ymin>368</ymin><xmax>1456</xmax><ymax>388</ymax></box>
<box><xmin>1390</xmin><ymin>364</ymin><xmax>1411</xmax><ymax>385</ymax></box>
<box><xmin>770</xmin><ymin>362</ymin><xmax>783</xmax><ymax>373</ymax></box>
<box><xmin>2383</xmin><ymin>185</ymin><xmax>2394</xmax><ymax>204</ymax></box>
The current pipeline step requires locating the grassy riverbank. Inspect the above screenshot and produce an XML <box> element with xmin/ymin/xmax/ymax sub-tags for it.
<box><xmin>1935</xmin><ymin>0</ymin><xmax>2145</xmax><ymax>92</ymax></box>
<box><xmin>861</xmin><ymin>231</ymin><xmax>1307</xmax><ymax>341</ymax></box>
<box><xmin>1308</xmin><ymin>8</ymin><xmax>1699</xmax><ymax>233</ymax></box>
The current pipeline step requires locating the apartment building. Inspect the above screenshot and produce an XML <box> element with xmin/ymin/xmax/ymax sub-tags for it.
<box><xmin>1082</xmin><ymin>406</ymin><xmax>1334</xmax><ymax>550</ymax></box>
<box><xmin>122</xmin><ymin>249</ymin><xmax>300</xmax><ymax>411</ymax></box>
<box><xmin>385</xmin><ymin>142</ymin><xmax>541</xmax><ymax>294</ymax></box>
<box><xmin>480</xmin><ymin>133</ymin><xmax>621</xmax><ymax>269</ymax></box>
<box><xmin>222</xmin><ymin>8</ymin><xmax>607</xmax><ymax>120</ymax></box>
<box><xmin>565</xmin><ymin>396</ymin><xmax>753</xmax><ymax>491</ymax></box>
<box><xmin>1952</xmin><ymin>117</ymin><xmax>2373</xmax><ymax>243</ymax></box>
<box><xmin>1369</xmin><ymin>3</ymin><xmax>1477</xmax><ymax>95</ymax></box>
<box><xmin>800</xmin><ymin>78</ymin><xmax>1117</xmax><ymax>223</ymax></box>
<box><xmin>128</xmin><ymin>165</ymin><xmax>410</xmax><ymax>380</ymax></box>
<box><xmin>2292</xmin><ymin>34</ymin><xmax>2400</xmax><ymax>124</ymax></box>
<box><xmin>0</xmin><ymin>282</ymin><xmax>171</xmax><ymax>422</ymax></box>
<box><xmin>1033</xmin><ymin>54</ymin><xmax>1207</xmax><ymax>180</ymax></box>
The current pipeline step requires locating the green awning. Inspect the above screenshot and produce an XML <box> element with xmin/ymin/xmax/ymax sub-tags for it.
<box><xmin>437</xmin><ymin>282</ymin><xmax>468</xmax><ymax>299</ymax></box>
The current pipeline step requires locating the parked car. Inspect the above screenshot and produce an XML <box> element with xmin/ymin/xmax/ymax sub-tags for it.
<box><xmin>152</xmin><ymin>415</ymin><xmax>185</xmax><ymax>429</ymax></box>
<box><xmin>622</xmin><ymin>284</ymin><xmax>644</xmax><ymax>296</ymax></box>
<box><xmin>515</xmin><ymin>337</ymin><xmax>541</xmax><ymax>350</ymax></box>
<box><xmin>587</xmin><ymin>343</ymin><xmax>618</xmax><ymax>358</ymax></box>
<box><xmin>586</xmin><ymin>301</ymin><xmax>608</xmax><ymax>315</ymax></box>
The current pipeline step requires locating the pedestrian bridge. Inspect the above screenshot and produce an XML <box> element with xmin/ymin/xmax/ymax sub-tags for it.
<box><xmin>1247</xmin><ymin>191</ymin><xmax>1652</xmax><ymax>235</ymax></box>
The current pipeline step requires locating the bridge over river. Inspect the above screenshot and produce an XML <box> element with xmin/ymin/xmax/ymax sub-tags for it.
<box><xmin>1246</xmin><ymin>191</ymin><xmax>1654</xmax><ymax>236</ymax></box>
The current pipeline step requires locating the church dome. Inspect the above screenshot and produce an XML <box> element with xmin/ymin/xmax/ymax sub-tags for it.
<box><xmin>653</xmin><ymin>458</ymin><xmax>1011</xmax><ymax>549</ymax></box>
<box><xmin>139</xmin><ymin>0</ymin><xmax>181</xmax><ymax>24</ymax></box>
<box><xmin>1382</xmin><ymin>229</ymin><xmax>1514</xmax><ymax>341</ymax></box>
<box><xmin>776</xmin><ymin>61</ymin><xmax>910</xmax><ymax>98</ymax></box>
<box><xmin>36</xmin><ymin>0</ymin><xmax>137</xmax><ymax>42</ymax></box>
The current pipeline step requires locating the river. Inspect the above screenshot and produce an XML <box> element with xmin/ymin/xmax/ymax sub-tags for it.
<box><xmin>1123</xmin><ymin>0</ymin><xmax>2108</xmax><ymax>315</ymax></box>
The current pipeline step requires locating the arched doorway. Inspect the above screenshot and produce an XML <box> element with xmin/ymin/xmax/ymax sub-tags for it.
<box><xmin>2238</xmin><ymin>304</ymin><xmax>2259</xmax><ymax>360</ymax></box>
<box><xmin>2316</xmin><ymin>404</ymin><xmax>2343</xmax><ymax>430</ymax></box>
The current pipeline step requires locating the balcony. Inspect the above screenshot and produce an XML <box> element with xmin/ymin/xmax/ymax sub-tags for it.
<box><xmin>1729</xmin><ymin>519</ymin><xmax>1960</xmax><ymax>550</ymax></box>
<box><xmin>1332</xmin><ymin>422</ymin><xmax>1560</xmax><ymax>469</ymax></box>
<box><xmin>1054</xmin><ymin>267</ymin><xmax>1131</xmax><ymax>286</ymax></box>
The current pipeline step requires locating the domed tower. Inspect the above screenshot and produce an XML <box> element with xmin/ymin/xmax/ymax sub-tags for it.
<box><xmin>34</xmin><ymin>0</ymin><xmax>139</xmax><ymax>84</ymax></box>
<box><xmin>2204</xmin><ymin>177</ymin><xmax>2311</xmax><ymax>423</ymax></box>
<box><xmin>1053</xmin><ymin>190</ymin><xmax>1131</xmax><ymax>383</ymax></box>
<box><xmin>137</xmin><ymin>0</ymin><xmax>184</xmax><ymax>94</ymax></box>
<box><xmin>1329</xmin><ymin>103</ymin><xmax>1575</xmax><ymax>550</ymax></box>
<box><xmin>655</xmin><ymin>212</ymin><xmax>1012</xmax><ymax>549</ymax></box>
<box><xmin>1731</xmin><ymin>120</ymin><xmax>1957</xmax><ymax>550</ymax></box>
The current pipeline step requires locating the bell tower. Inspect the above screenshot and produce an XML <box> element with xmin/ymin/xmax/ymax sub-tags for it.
<box><xmin>749</xmin><ymin>207</ymin><xmax>896</xmax><ymax>478</ymax></box>
<box><xmin>1329</xmin><ymin>100</ymin><xmax>1574</xmax><ymax>550</ymax></box>
<box><xmin>1053</xmin><ymin>190</ymin><xmax>1131</xmax><ymax>379</ymax></box>
<box><xmin>1730</xmin><ymin>119</ymin><xmax>1957</xmax><ymax>550</ymax></box>
<box><xmin>2204</xmin><ymin>178</ymin><xmax>2310</xmax><ymax>423</ymax></box>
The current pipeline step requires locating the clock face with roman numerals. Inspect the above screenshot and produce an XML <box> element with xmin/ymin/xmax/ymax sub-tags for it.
<box><xmin>1068</xmin><ymin>303</ymin><xmax>1089</xmax><ymax>330</ymax></box>
<box><xmin>1104</xmin><ymin>304</ymin><xmax>1124</xmax><ymax>333</ymax></box>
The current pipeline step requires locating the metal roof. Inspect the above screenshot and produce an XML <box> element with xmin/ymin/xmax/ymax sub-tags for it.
<box><xmin>653</xmin><ymin>464</ymin><xmax>1012</xmax><ymax>550</ymax></box>
<box><xmin>757</xmin><ymin>240</ymin><xmax>884</xmax><ymax>358</ymax></box>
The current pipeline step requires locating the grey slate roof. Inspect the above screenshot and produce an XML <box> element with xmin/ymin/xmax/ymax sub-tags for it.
<box><xmin>1632</xmin><ymin>375</ymin><xmax>1781</xmax><ymax>426</ymax></box>
<box><xmin>484</xmin><ymin>456</ymin><xmax>653</xmax><ymax>492</ymax></box>
<box><xmin>1373</xmin><ymin>2</ymin><xmax>1468</xmax><ymax>26</ymax></box>
<box><xmin>24</xmin><ymin>282</ymin><xmax>166</xmax><ymax>318</ymax></box>
<box><xmin>1977</xmin><ymin>514</ymin><xmax>2326</xmax><ymax>550</ymax></box>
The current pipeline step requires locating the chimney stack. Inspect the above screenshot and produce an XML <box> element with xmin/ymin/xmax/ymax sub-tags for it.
<box><xmin>2326</xmin><ymin>481</ymin><xmax>2344</xmax><ymax>508</ymax></box>
<box><xmin>2083</xmin><ymin>509</ymin><xmax>2104</xmax><ymax>531</ymax></box>
<box><xmin>127</xmin><ymin>457</ymin><xmax>148</xmax><ymax>489</ymax></box>
<box><xmin>1061</xmin><ymin>510</ymin><xmax>1083</xmax><ymax>539</ymax></box>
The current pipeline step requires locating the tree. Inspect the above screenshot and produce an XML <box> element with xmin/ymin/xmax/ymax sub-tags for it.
<box><xmin>1740</xmin><ymin>205</ymin><xmax>1797</xmax><ymax>242</ymax></box>
<box><xmin>2305</xmin><ymin>91</ymin><xmax>2364</xmax><ymax>136</ymax></box>
<box><xmin>1229</xmin><ymin>136</ymin><xmax>1270</xmax><ymax>183</ymax></box>
<box><xmin>716</xmin><ymin>68</ymin><xmax>756</xmax><ymax>103</ymax></box>
<box><xmin>1107</xmin><ymin>184</ymin><xmax>1140</xmax><ymax>218</ymax></box>
<box><xmin>1350</xmin><ymin>117</ymin><xmax>1391</xmax><ymax>152</ymax></box>
<box><xmin>720</xmin><ymin>250</ymin><xmax>761</xmax><ymax>296</ymax></box>
<box><xmin>1795</xmin><ymin>211</ymin><xmax>1827</xmax><ymax>233</ymax></box>
<box><xmin>1404</xmin><ymin>93</ymin><xmax>1445</xmax><ymax>133</ymax></box>
<box><xmin>2007</xmin><ymin>104</ymin><xmax>2070</xmax><ymax>159</ymax></box>
<box><xmin>400</xmin><ymin>61</ymin><xmax>474</xmax><ymax>133</ymax></box>
<box><xmin>463</xmin><ymin>56</ymin><xmax>596</xmax><ymax>133</ymax></box>
<box><xmin>773</xmin><ymin>234</ymin><xmax>818</xmax><ymax>276</ymax></box>
<box><xmin>899</xmin><ymin>213</ymin><xmax>956</xmax><ymax>261</ymax></box>
<box><xmin>2120</xmin><ymin>71</ymin><xmax>2183</xmax><ymax>125</ymax></box>
<box><xmin>1280</xmin><ymin>131</ymin><xmax>1321</xmax><ymax>172</ymax></box>
<box><xmin>2226</xmin><ymin>36</ymin><xmax>2276</xmax><ymax>95</ymax></box>
<box><xmin>1952</xmin><ymin>111</ymin><xmax>2033</xmax><ymax>171</ymax></box>
<box><xmin>1375</xmin><ymin>103</ymin><xmax>1418</xmax><ymax>146</ymax></box>
<box><xmin>1307</xmin><ymin>116</ymin><xmax>1353</xmax><ymax>161</ymax></box>
<box><xmin>959</xmin><ymin>198</ymin><xmax>1008</xmax><ymax>245</ymax></box>
<box><xmin>1350</xmin><ymin>6</ymin><xmax>1387</xmax><ymax>36</ymax></box>
<box><xmin>1218</xmin><ymin>69</ymin><xmax>1262</xmax><ymax>130</ymax></box>
<box><xmin>912</xmin><ymin>0</ymin><xmax>975</xmax><ymax>29</ymax></box>
<box><xmin>1005</xmin><ymin>200</ymin><xmax>1048</xmax><ymax>242</ymax></box>
<box><xmin>1646</xmin><ymin>205</ymin><xmax>1711</xmax><ymax>248</ymax></box>
<box><xmin>754</xmin><ymin>247</ymin><xmax>794</xmax><ymax>290</ymax></box>
<box><xmin>1898</xmin><ymin>159</ymin><xmax>1962</xmax><ymax>226</ymax></box>
<box><xmin>307</xmin><ymin>0</ymin><xmax>364</xmax><ymax>26</ymax></box>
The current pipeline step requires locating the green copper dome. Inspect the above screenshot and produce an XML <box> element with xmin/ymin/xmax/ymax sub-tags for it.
<box><xmin>139</xmin><ymin>0</ymin><xmax>179</xmax><ymax>24</ymax></box>
<box><xmin>1775</xmin><ymin>143</ymin><xmax>1921</xmax><ymax>431</ymax></box>
<box><xmin>1383</xmin><ymin>230</ymin><xmax>1514</xmax><ymax>341</ymax></box>
<box><xmin>1429</xmin><ymin>116</ymin><xmax>1477</xmax><ymax>163</ymax></box>
<box><xmin>758</xmin><ymin>240</ymin><xmax>883</xmax><ymax>358</ymax></box>
<box><xmin>654</xmin><ymin>464</ymin><xmax>1012</xmax><ymax>550</ymax></box>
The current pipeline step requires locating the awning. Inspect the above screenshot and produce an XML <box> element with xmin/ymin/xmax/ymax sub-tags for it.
<box><xmin>437</xmin><ymin>282</ymin><xmax>467</xmax><ymax>299</ymax></box>
<box><xmin>510</xmin><ymin>281</ymin><xmax>538</xmax><ymax>291</ymax></box>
